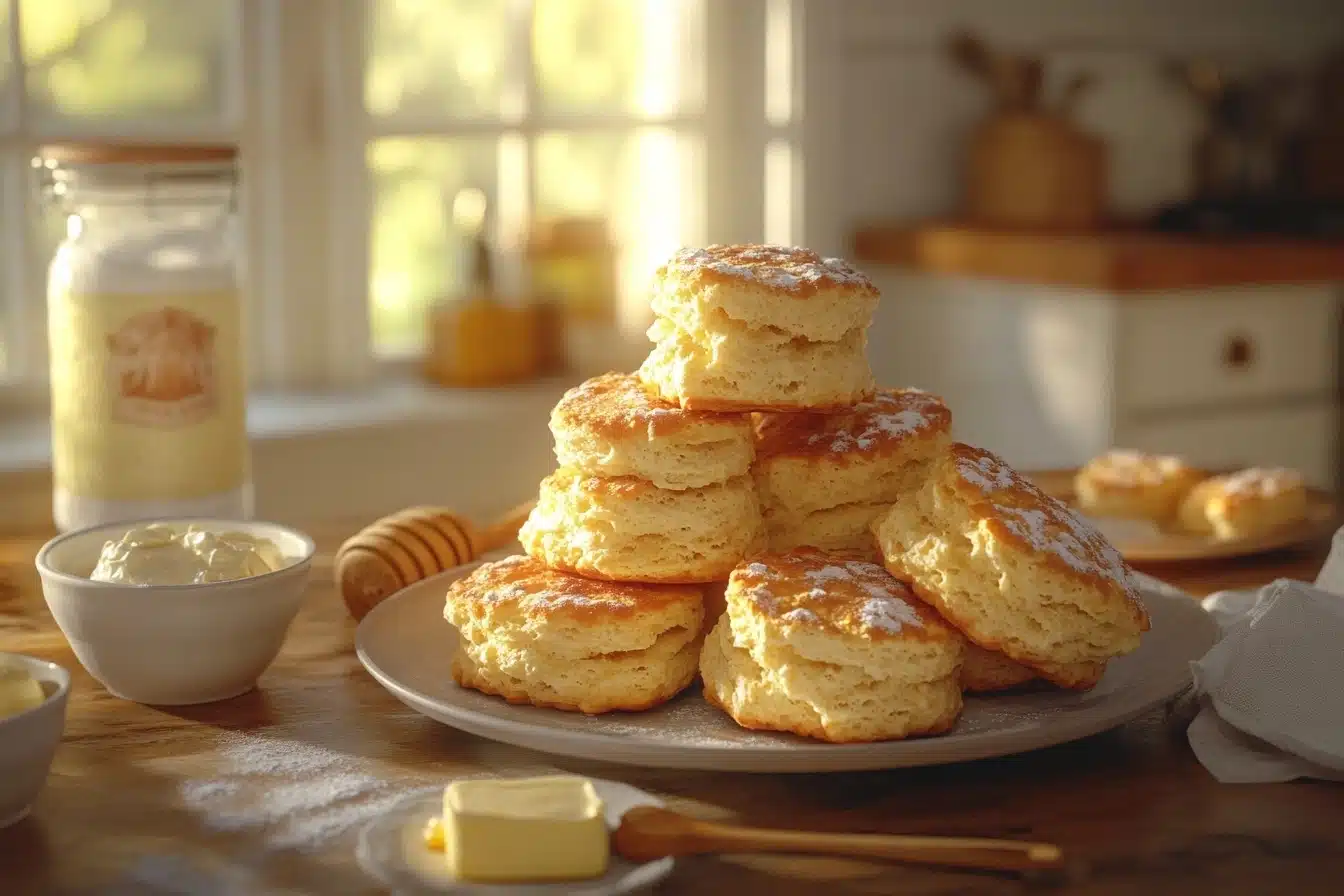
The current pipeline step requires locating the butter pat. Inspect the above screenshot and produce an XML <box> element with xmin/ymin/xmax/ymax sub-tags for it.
<box><xmin>441</xmin><ymin>776</ymin><xmax>610</xmax><ymax>883</ymax></box>
<box><xmin>0</xmin><ymin>665</ymin><xmax>46</xmax><ymax>719</ymax></box>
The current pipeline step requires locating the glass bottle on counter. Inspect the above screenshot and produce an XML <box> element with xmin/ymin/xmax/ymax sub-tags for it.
<box><xmin>36</xmin><ymin>143</ymin><xmax>252</xmax><ymax>531</ymax></box>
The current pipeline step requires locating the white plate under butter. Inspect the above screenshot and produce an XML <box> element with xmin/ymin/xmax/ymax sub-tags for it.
<box><xmin>357</xmin><ymin>562</ymin><xmax>1218</xmax><ymax>773</ymax></box>
<box><xmin>356</xmin><ymin>779</ymin><xmax>673</xmax><ymax>895</ymax></box>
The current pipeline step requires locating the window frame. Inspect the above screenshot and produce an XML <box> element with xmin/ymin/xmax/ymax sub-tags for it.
<box><xmin>348</xmin><ymin>0</ymin><xmax>733</xmax><ymax>369</ymax></box>
<box><xmin>0</xmin><ymin>0</ymin><xmax>790</xmax><ymax>406</ymax></box>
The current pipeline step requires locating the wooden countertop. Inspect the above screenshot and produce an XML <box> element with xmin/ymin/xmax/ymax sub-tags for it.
<box><xmin>1</xmin><ymin>524</ymin><xmax>1340</xmax><ymax>894</ymax></box>
<box><xmin>852</xmin><ymin>223</ymin><xmax>1344</xmax><ymax>291</ymax></box>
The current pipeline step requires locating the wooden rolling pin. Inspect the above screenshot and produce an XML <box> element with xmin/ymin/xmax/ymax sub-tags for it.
<box><xmin>613</xmin><ymin>806</ymin><xmax>1065</xmax><ymax>874</ymax></box>
<box><xmin>335</xmin><ymin>501</ymin><xmax>535</xmax><ymax>621</ymax></box>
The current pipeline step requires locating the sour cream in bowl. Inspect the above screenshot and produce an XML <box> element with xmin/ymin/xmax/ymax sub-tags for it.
<box><xmin>35</xmin><ymin>518</ymin><xmax>315</xmax><ymax>706</ymax></box>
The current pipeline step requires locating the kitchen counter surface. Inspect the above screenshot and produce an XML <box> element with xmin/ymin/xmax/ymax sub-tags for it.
<box><xmin>1</xmin><ymin>523</ymin><xmax>1339</xmax><ymax>895</ymax></box>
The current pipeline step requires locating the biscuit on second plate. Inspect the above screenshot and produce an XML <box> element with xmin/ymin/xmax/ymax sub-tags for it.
<box><xmin>873</xmin><ymin>443</ymin><xmax>1150</xmax><ymax>689</ymax></box>
<box><xmin>550</xmin><ymin>372</ymin><xmax>754</xmax><ymax>491</ymax></box>
<box><xmin>1074</xmin><ymin>449</ymin><xmax>1205</xmax><ymax>521</ymax></box>
<box><xmin>519</xmin><ymin>467</ymin><xmax>763</xmax><ymax>583</ymax></box>
<box><xmin>1177</xmin><ymin>467</ymin><xmax>1309</xmax><ymax>540</ymax></box>
<box><xmin>444</xmin><ymin>555</ymin><xmax>703</xmax><ymax>714</ymax></box>
<box><xmin>638</xmin><ymin>245</ymin><xmax>878</xmax><ymax>411</ymax></box>
<box><xmin>753</xmin><ymin>388</ymin><xmax>951</xmax><ymax>555</ymax></box>
<box><xmin>699</xmin><ymin>547</ymin><xmax>965</xmax><ymax>743</ymax></box>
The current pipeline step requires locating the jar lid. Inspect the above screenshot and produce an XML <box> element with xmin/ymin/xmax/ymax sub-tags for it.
<box><xmin>36</xmin><ymin>143</ymin><xmax>238</xmax><ymax>166</ymax></box>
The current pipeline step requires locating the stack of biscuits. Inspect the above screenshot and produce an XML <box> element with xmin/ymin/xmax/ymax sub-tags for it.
<box><xmin>444</xmin><ymin>244</ymin><xmax>1152</xmax><ymax>742</ymax></box>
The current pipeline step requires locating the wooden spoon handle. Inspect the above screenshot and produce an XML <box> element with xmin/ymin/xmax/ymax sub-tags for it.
<box><xmin>694</xmin><ymin>823</ymin><xmax>1062</xmax><ymax>873</ymax></box>
<box><xmin>471</xmin><ymin>499</ymin><xmax>536</xmax><ymax>555</ymax></box>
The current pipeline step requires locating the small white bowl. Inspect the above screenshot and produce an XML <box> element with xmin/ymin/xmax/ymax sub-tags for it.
<box><xmin>0</xmin><ymin>653</ymin><xmax>70</xmax><ymax>829</ymax></box>
<box><xmin>35</xmin><ymin>518</ymin><xmax>316</xmax><ymax>706</ymax></box>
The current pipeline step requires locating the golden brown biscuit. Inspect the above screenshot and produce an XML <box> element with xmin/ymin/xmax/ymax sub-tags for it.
<box><xmin>650</xmin><ymin>244</ymin><xmax>880</xmax><ymax>341</ymax></box>
<box><xmin>1074</xmin><ymin>449</ymin><xmax>1206</xmax><ymax>521</ymax></box>
<box><xmin>444</xmin><ymin>555</ymin><xmax>704</xmax><ymax>714</ymax></box>
<box><xmin>550</xmin><ymin>372</ymin><xmax>754</xmax><ymax>490</ymax></box>
<box><xmin>638</xmin><ymin>245</ymin><xmax>879</xmax><ymax>411</ymax></box>
<box><xmin>753</xmin><ymin>388</ymin><xmax>951</xmax><ymax>553</ymax></box>
<box><xmin>960</xmin><ymin>645</ymin><xmax>1039</xmax><ymax>693</ymax></box>
<box><xmin>519</xmin><ymin>467</ymin><xmax>764</xmax><ymax>583</ymax></box>
<box><xmin>699</xmin><ymin>547</ymin><xmax>965</xmax><ymax>743</ymax></box>
<box><xmin>873</xmin><ymin>443</ymin><xmax>1150</xmax><ymax>689</ymax></box>
<box><xmin>958</xmin><ymin>647</ymin><xmax>1103</xmax><ymax>693</ymax></box>
<box><xmin>1177</xmin><ymin>467</ymin><xmax>1310</xmax><ymax>540</ymax></box>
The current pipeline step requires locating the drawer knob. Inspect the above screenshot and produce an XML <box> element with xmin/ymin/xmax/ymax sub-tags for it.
<box><xmin>1223</xmin><ymin>334</ymin><xmax>1255</xmax><ymax>371</ymax></box>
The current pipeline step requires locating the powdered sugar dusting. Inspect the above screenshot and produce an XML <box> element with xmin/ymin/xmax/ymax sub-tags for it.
<box><xmin>956</xmin><ymin>452</ymin><xmax>1019</xmax><ymax>492</ymax></box>
<box><xmin>557</xmin><ymin>371</ymin><xmax>708</xmax><ymax>437</ymax></box>
<box><xmin>858</xmin><ymin>596</ymin><xmax>923</xmax><ymax>633</ymax></box>
<box><xmin>813</xmin><ymin>391</ymin><xmax>947</xmax><ymax>453</ymax></box>
<box><xmin>735</xmin><ymin>550</ymin><xmax>927</xmax><ymax>634</ymax></box>
<box><xmin>482</xmin><ymin>582</ymin><xmax>530</xmax><ymax>602</ymax></box>
<box><xmin>663</xmin><ymin>244</ymin><xmax>877</xmax><ymax>294</ymax></box>
<box><xmin>457</xmin><ymin>555</ymin><xmax>685</xmax><ymax>613</ymax></box>
<box><xmin>955</xmin><ymin>447</ymin><xmax>1136</xmax><ymax>590</ymax></box>
<box><xmin>999</xmin><ymin>506</ymin><xmax>1121</xmax><ymax>582</ymax></box>
<box><xmin>1218</xmin><ymin>466</ymin><xmax>1303</xmax><ymax>498</ymax></box>
<box><xmin>1087</xmin><ymin>449</ymin><xmax>1191</xmax><ymax>487</ymax></box>
<box><xmin>804</xmin><ymin>565</ymin><xmax>853</xmax><ymax>585</ymax></box>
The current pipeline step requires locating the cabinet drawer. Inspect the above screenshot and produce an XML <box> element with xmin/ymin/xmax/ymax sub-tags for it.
<box><xmin>1115</xmin><ymin>403</ymin><xmax>1338</xmax><ymax>489</ymax></box>
<box><xmin>1117</xmin><ymin>288</ymin><xmax>1338</xmax><ymax>414</ymax></box>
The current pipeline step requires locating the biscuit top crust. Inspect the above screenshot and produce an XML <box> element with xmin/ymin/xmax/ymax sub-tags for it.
<box><xmin>1082</xmin><ymin>449</ymin><xmax>1199</xmax><ymax>489</ymax></box>
<box><xmin>728</xmin><ymin>547</ymin><xmax>957</xmax><ymax>642</ymax></box>
<box><xmin>1211</xmin><ymin>467</ymin><xmax>1305</xmax><ymax>501</ymax></box>
<box><xmin>753</xmin><ymin>388</ymin><xmax>951</xmax><ymax>460</ymax></box>
<box><xmin>657</xmin><ymin>244</ymin><xmax>878</xmax><ymax>299</ymax></box>
<box><xmin>552</xmin><ymin>372</ymin><xmax>751</xmax><ymax>440</ymax></box>
<box><xmin>447</xmin><ymin>554</ymin><xmax>701</xmax><ymax>623</ymax></box>
<box><xmin>951</xmin><ymin>444</ymin><xmax>1150</xmax><ymax>629</ymax></box>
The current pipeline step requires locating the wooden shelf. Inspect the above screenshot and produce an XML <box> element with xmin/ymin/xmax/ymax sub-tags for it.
<box><xmin>853</xmin><ymin>223</ymin><xmax>1344</xmax><ymax>291</ymax></box>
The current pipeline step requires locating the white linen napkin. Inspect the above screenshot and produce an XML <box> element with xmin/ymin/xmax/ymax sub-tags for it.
<box><xmin>1186</xmin><ymin>527</ymin><xmax>1344</xmax><ymax>783</ymax></box>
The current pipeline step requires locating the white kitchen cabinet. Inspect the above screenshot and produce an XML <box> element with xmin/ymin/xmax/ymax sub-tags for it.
<box><xmin>866</xmin><ymin>270</ymin><xmax>1342</xmax><ymax>488</ymax></box>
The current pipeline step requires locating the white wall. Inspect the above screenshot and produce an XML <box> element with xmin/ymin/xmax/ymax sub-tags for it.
<box><xmin>813</xmin><ymin>0</ymin><xmax>1344</xmax><ymax>236</ymax></box>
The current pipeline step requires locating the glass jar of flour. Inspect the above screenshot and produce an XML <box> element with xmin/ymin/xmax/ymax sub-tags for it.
<box><xmin>37</xmin><ymin>144</ymin><xmax>252</xmax><ymax>531</ymax></box>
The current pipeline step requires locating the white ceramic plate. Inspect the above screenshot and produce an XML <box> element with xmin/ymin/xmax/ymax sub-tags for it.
<box><xmin>356</xmin><ymin>565</ymin><xmax>1218</xmax><ymax>773</ymax></box>
<box><xmin>356</xmin><ymin>778</ymin><xmax>673</xmax><ymax>895</ymax></box>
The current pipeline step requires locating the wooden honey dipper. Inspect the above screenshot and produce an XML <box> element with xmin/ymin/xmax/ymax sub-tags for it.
<box><xmin>335</xmin><ymin>501</ymin><xmax>535</xmax><ymax>621</ymax></box>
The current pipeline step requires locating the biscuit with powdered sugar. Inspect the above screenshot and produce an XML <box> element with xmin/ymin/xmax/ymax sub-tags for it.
<box><xmin>445</xmin><ymin>555</ymin><xmax>703</xmax><ymax>714</ymax></box>
<box><xmin>873</xmin><ymin>443</ymin><xmax>1149</xmax><ymax>689</ymax></box>
<box><xmin>752</xmin><ymin>388</ymin><xmax>951</xmax><ymax>555</ymax></box>
<box><xmin>699</xmin><ymin>547</ymin><xmax>965</xmax><ymax>743</ymax></box>
<box><xmin>1177</xmin><ymin>467</ymin><xmax>1309</xmax><ymax>540</ymax></box>
<box><xmin>550</xmin><ymin>372</ymin><xmax>753</xmax><ymax>490</ymax></box>
<box><xmin>638</xmin><ymin>244</ymin><xmax>878</xmax><ymax>411</ymax></box>
<box><xmin>519</xmin><ymin>467</ymin><xmax>764</xmax><ymax>583</ymax></box>
<box><xmin>1074</xmin><ymin>449</ymin><xmax>1206</xmax><ymax>522</ymax></box>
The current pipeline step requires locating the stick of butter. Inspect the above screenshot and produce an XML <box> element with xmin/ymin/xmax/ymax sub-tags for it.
<box><xmin>0</xmin><ymin>665</ymin><xmax>46</xmax><ymax>720</ymax></box>
<box><xmin>439</xmin><ymin>776</ymin><xmax>610</xmax><ymax>883</ymax></box>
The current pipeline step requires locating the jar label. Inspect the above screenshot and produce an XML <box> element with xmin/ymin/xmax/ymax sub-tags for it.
<box><xmin>107</xmin><ymin>306</ymin><xmax>221</xmax><ymax>426</ymax></box>
<box><xmin>50</xmin><ymin>290</ymin><xmax>248</xmax><ymax>502</ymax></box>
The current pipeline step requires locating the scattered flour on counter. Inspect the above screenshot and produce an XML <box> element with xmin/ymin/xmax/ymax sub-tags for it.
<box><xmin>176</xmin><ymin>731</ymin><xmax>436</xmax><ymax>854</ymax></box>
